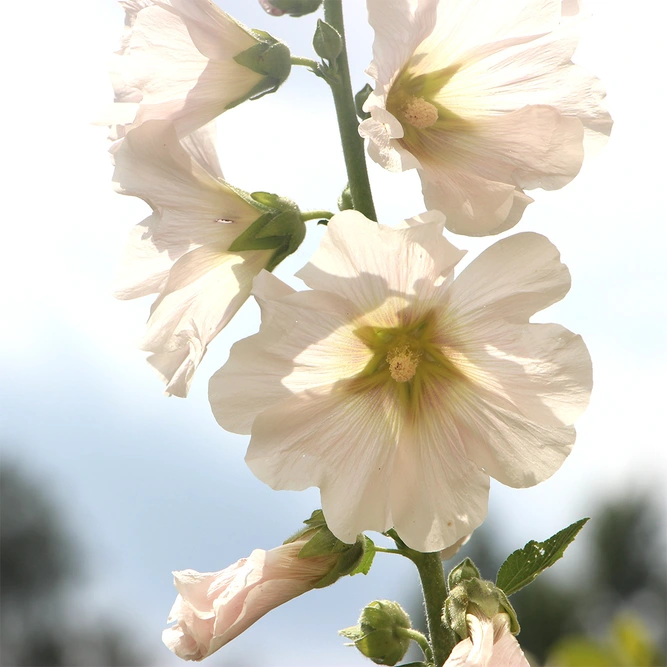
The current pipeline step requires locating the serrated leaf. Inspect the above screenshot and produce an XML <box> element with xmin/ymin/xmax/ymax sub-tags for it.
<box><xmin>350</xmin><ymin>536</ymin><xmax>376</xmax><ymax>576</ymax></box>
<box><xmin>496</xmin><ymin>518</ymin><xmax>589</xmax><ymax>596</ymax></box>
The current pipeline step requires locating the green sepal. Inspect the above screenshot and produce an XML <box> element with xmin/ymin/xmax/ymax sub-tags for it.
<box><xmin>447</xmin><ymin>557</ymin><xmax>481</xmax><ymax>591</ymax></box>
<box><xmin>338</xmin><ymin>184</ymin><xmax>353</xmax><ymax>211</ymax></box>
<box><xmin>269</xmin><ymin>0</ymin><xmax>322</xmax><ymax>17</ymax></box>
<box><xmin>349</xmin><ymin>536</ymin><xmax>376</xmax><ymax>576</ymax></box>
<box><xmin>496</xmin><ymin>518</ymin><xmax>589</xmax><ymax>597</ymax></box>
<box><xmin>340</xmin><ymin>600</ymin><xmax>412</xmax><ymax>666</ymax></box>
<box><xmin>313</xmin><ymin>19</ymin><xmax>342</xmax><ymax>63</ymax></box>
<box><xmin>228</xmin><ymin>32</ymin><xmax>291</xmax><ymax>109</ymax></box>
<box><xmin>444</xmin><ymin>577</ymin><xmax>520</xmax><ymax>640</ymax></box>
<box><xmin>227</xmin><ymin>194</ymin><xmax>305</xmax><ymax>272</ymax></box>
<box><xmin>355</xmin><ymin>83</ymin><xmax>373</xmax><ymax>120</ymax></box>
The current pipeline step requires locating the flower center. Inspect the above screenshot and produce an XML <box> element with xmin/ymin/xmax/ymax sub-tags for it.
<box><xmin>401</xmin><ymin>97</ymin><xmax>439</xmax><ymax>129</ymax></box>
<box><xmin>387</xmin><ymin>344</ymin><xmax>421</xmax><ymax>383</ymax></box>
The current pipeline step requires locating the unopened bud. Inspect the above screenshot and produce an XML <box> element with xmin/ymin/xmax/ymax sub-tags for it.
<box><xmin>340</xmin><ymin>600</ymin><xmax>412</xmax><ymax>666</ymax></box>
<box><xmin>260</xmin><ymin>0</ymin><xmax>322</xmax><ymax>17</ymax></box>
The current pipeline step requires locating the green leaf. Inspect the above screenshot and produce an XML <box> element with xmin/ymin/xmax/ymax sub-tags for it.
<box><xmin>350</xmin><ymin>536</ymin><xmax>376</xmax><ymax>576</ymax></box>
<box><xmin>298</xmin><ymin>525</ymin><xmax>348</xmax><ymax>559</ymax></box>
<box><xmin>496</xmin><ymin>518</ymin><xmax>589</xmax><ymax>596</ymax></box>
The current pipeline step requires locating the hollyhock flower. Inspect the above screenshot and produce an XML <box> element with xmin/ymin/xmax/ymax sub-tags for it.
<box><xmin>360</xmin><ymin>0</ymin><xmax>612</xmax><ymax>236</ymax></box>
<box><xmin>112</xmin><ymin>120</ymin><xmax>276</xmax><ymax>397</ymax></box>
<box><xmin>106</xmin><ymin>0</ymin><xmax>290</xmax><ymax>139</ymax></box>
<box><xmin>444</xmin><ymin>610</ymin><xmax>529</xmax><ymax>667</ymax></box>
<box><xmin>162</xmin><ymin>539</ymin><xmax>341</xmax><ymax>661</ymax></box>
<box><xmin>209</xmin><ymin>211</ymin><xmax>592</xmax><ymax>551</ymax></box>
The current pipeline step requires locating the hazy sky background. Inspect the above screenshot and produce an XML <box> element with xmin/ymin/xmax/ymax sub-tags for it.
<box><xmin>2</xmin><ymin>0</ymin><xmax>666</xmax><ymax>665</ymax></box>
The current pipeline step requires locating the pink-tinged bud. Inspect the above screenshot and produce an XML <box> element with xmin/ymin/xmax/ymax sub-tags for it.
<box><xmin>258</xmin><ymin>0</ymin><xmax>286</xmax><ymax>16</ymax></box>
<box><xmin>162</xmin><ymin>540</ymin><xmax>339</xmax><ymax>661</ymax></box>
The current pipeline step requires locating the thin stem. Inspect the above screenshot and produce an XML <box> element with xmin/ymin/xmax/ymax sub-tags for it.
<box><xmin>323</xmin><ymin>0</ymin><xmax>377</xmax><ymax>221</ymax></box>
<box><xmin>373</xmin><ymin>546</ymin><xmax>405</xmax><ymax>556</ymax></box>
<box><xmin>301</xmin><ymin>210</ymin><xmax>334</xmax><ymax>221</ymax></box>
<box><xmin>290</xmin><ymin>56</ymin><xmax>320</xmax><ymax>70</ymax></box>
<box><xmin>397</xmin><ymin>628</ymin><xmax>434</xmax><ymax>664</ymax></box>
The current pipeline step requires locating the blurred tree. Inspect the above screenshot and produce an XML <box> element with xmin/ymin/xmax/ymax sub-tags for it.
<box><xmin>0</xmin><ymin>459</ymin><xmax>148</xmax><ymax>666</ymax></box>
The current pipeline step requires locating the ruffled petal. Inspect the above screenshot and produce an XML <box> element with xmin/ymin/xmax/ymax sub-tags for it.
<box><xmin>246</xmin><ymin>384</ymin><xmax>401</xmax><ymax>544</ymax></box>
<box><xmin>297</xmin><ymin>211</ymin><xmax>465</xmax><ymax>313</ymax></box>
<box><xmin>143</xmin><ymin>246</ymin><xmax>272</xmax><ymax>397</ymax></box>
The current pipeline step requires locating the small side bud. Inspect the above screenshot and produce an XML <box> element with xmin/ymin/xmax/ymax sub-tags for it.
<box><xmin>313</xmin><ymin>19</ymin><xmax>343</xmax><ymax>63</ymax></box>
<box><xmin>447</xmin><ymin>557</ymin><xmax>481</xmax><ymax>590</ymax></box>
<box><xmin>355</xmin><ymin>84</ymin><xmax>373</xmax><ymax>120</ymax></box>
<box><xmin>263</xmin><ymin>0</ymin><xmax>322</xmax><ymax>17</ymax></box>
<box><xmin>340</xmin><ymin>600</ymin><xmax>412</xmax><ymax>666</ymax></box>
<box><xmin>338</xmin><ymin>184</ymin><xmax>353</xmax><ymax>211</ymax></box>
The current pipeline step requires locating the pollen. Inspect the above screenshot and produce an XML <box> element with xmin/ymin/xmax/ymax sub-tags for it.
<box><xmin>402</xmin><ymin>97</ymin><xmax>439</xmax><ymax>129</ymax></box>
<box><xmin>387</xmin><ymin>345</ymin><xmax>421</xmax><ymax>383</ymax></box>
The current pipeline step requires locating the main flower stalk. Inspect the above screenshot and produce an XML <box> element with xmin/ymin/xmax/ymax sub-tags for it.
<box><xmin>323</xmin><ymin>0</ymin><xmax>377</xmax><ymax>221</ymax></box>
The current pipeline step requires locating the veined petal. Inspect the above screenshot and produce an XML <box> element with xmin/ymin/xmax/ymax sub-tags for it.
<box><xmin>143</xmin><ymin>246</ymin><xmax>272</xmax><ymax>397</ymax></box>
<box><xmin>447</xmin><ymin>232</ymin><xmax>571</xmax><ymax>321</ymax></box>
<box><xmin>246</xmin><ymin>384</ymin><xmax>401</xmax><ymax>544</ymax></box>
<box><xmin>390</xmin><ymin>392</ymin><xmax>490</xmax><ymax>551</ymax></box>
<box><xmin>110</xmin><ymin>0</ymin><xmax>264</xmax><ymax>137</ymax></box>
<box><xmin>359</xmin><ymin>109</ymin><xmax>422</xmax><ymax>172</ymax></box>
<box><xmin>297</xmin><ymin>211</ymin><xmax>465</xmax><ymax>313</ymax></box>
<box><xmin>111</xmin><ymin>121</ymin><xmax>259</xmax><ymax>251</ymax></box>
<box><xmin>210</xmin><ymin>281</ymin><xmax>369</xmax><ymax>434</ymax></box>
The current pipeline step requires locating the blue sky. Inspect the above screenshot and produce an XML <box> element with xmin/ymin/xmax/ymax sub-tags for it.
<box><xmin>2</xmin><ymin>0</ymin><xmax>666</xmax><ymax>664</ymax></box>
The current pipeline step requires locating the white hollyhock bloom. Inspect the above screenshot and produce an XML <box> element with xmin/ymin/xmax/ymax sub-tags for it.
<box><xmin>209</xmin><ymin>211</ymin><xmax>592</xmax><ymax>551</ymax></box>
<box><xmin>163</xmin><ymin>540</ymin><xmax>340</xmax><ymax>661</ymax></box>
<box><xmin>106</xmin><ymin>0</ymin><xmax>290</xmax><ymax>139</ymax></box>
<box><xmin>360</xmin><ymin>0</ymin><xmax>612</xmax><ymax>236</ymax></box>
<box><xmin>113</xmin><ymin>120</ymin><xmax>274</xmax><ymax>397</ymax></box>
<box><xmin>444</xmin><ymin>611</ymin><xmax>530</xmax><ymax>667</ymax></box>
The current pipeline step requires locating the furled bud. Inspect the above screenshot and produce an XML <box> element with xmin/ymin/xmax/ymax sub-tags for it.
<box><xmin>260</xmin><ymin>0</ymin><xmax>322</xmax><ymax>17</ymax></box>
<box><xmin>340</xmin><ymin>600</ymin><xmax>412</xmax><ymax>666</ymax></box>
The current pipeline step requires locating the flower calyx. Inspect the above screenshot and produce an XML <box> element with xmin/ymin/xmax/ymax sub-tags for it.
<box><xmin>284</xmin><ymin>510</ymin><xmax>372</xmax><ymax>588</ymax></box>
<box><xmin>340</xmin><ymin>600</ymin><xmax>413</xmax><ymax>666</ymax></box>
<box><xmin>227</xmin><ymin>191</ymin><xmax>306</xmax><ymax>271</ymax></box>
<box><xmin>230</xmin><ymin>31</ymin><xmax>292</xmax><ymax>108</ymax></box>
<box><xmin>444</xmin><ymin>558</ymin><xmax>520</xmax><ymax>640</ymax></box>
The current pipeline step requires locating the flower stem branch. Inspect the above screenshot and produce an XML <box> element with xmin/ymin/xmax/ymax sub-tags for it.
<box><xmin>301</xmin><ymin>210</ymin><xmax>334</xmax><ymax>221</ymax></box>
<box><xmin>322</xmin><ymin>0</ymin><xmax>377</xmax><ymax>221</ymax></box>
<box><xmin>397</xmin><ymin>627</ymin><xmax>434</xmax><ymax>665</ymax></box>
<box><xmin>290</xmin><ymin>56</ymin><xmax>320</xmax><ymax>70</ymax></box>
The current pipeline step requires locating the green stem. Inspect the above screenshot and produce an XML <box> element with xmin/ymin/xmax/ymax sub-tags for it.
<box><xmin>385</xmin><ymin>531</ymin><xmax>456</xmax><ymax>665</ymax></box>
<box><xmin>410</xmin><ymin>552</ymin><xmax>457</xmax><ymax>666</ymax></box>
<box><xmin>323</xmin><ymin>0</ymin><xmax>377</xmax><ymax>221</ymax></box>
<box><xmin>397</xmin><ymin>628</ymin><xmax>434</xmax><ymax>665</ymax></box>
<box><xmin>373</xmin><ymin>546</ymin><xmax>405</xmax><ymax>556</ymax></box>
<box><xmin>290</xmin><ymin>56</ymin><xmax>320</xmax><ymax>70</ymax></box>
<box><xmin>301</xmin><ymin>209</ymin><xmax>334</xmax><ymax>221</ymax></box>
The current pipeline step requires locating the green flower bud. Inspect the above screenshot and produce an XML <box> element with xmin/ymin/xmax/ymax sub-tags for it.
<box><xmin>267</xmin><ymin>0</ymin><xmax>323</xmax><ymax>17</ymax></box>
<box><xmin>340</xmin><ymin>600</ymin><xmax>412</xmax><ymax>666</ymax></box>
<box><xmin>313</xmin><ymin>19</ymin><xmax>342</xmax><ymax>63</ymax></box>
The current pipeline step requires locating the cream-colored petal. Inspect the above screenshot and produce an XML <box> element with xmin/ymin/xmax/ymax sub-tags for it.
<box><xmin>246</xmin><ymin>385</ymin><xmax>401</xmax><ymax>544</ymax></box>
<box><xmin>209</xmin><ymin>285</ymin><xmax>368</xmax><ymax>434</ymax></box>
<box><xmin>359</xmin><ymin>109</ymin><xmax>422</xmax><ymax>172</ymax></box>
<box><xmin>447</xmin><ymin>232</ymin><xmax>571</xmax><ymax>321</ymax></box>
<box><xmin>421</xmin><ymin>166</ymin><xmax>533</xmax><ymax>236</ymax></box>
<box><xmin>297</xmin><ymin>211</ymin><xmax>465</xmax><ymax>313</ymax></box>
<box><xmin>110</xmin><ymin>0</ymin><xmax>262</xmax><ymax>137</ymax></box>
<box><xmin>112</xmin><ymin>121</ymin><xmax>259</xmax><ymax>251</ymax></box>
<box><xmin>365</xmin><ymin>0</ymin><xmax>440</xmax><ymax>89</ymax></box>
<box><xmin>390</xmin><ymin>394</ymin><xmax>490</xmax><ymax>551</ymax></box>
<box><xmin>143</xmin><ymin>246</ymin><xmax>272</xmax><ymax>397</ymax></box>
